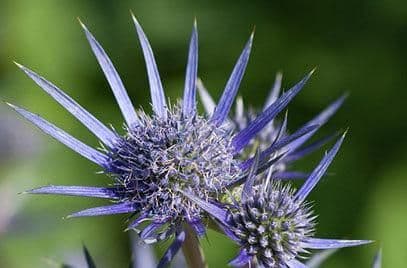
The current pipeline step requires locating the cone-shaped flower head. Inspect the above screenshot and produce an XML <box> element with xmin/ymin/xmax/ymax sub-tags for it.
<box><xmin>227</xmin><ymin>181</ymin><xmax>315</xmax><ymax>267</ymax></box>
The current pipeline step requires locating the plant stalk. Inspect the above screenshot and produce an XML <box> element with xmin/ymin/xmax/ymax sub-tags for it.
<box><xmin>181</xmin><ymin>224</ymin><xmax>207</xmax><ymax>268</ymax></box>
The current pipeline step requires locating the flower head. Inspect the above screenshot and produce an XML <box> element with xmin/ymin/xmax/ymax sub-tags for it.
<box><xmin>104</xmin><ymin>103</ymin><xmax>241</xmax><ymax>230</ymax></box>
<box><xmin>227</xmin><ymin>181</ymin><xmax>315</xmax><ymax>267</ymax></box>
<box><xmin>10</xmin><ymin>15</ymin><xmax>344</xmax><ymax>266</ymax></box>
<box><xmin>185</xmin><ymin>133</ymin><xmax>372</xmax><ymax>267</ymax></box>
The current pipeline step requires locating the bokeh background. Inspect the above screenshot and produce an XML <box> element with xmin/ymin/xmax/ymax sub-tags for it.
<box><xmin>0</xmin><ymin>0</ymin><xmax>405</xmax><ymax>267</ymax></box>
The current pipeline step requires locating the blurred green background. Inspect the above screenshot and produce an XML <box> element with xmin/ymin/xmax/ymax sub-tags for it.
<box><xmin>0</xmin><ymin>0</ymin><xmax>405</xmax><ymax>267</ymax></box>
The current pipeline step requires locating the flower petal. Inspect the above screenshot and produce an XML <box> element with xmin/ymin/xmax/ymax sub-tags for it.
<box><xmin>144</xmin><ymin>225</ymin><xmax>177</xmax><ymax>244</ymax></box>
<box><xmin>270</xmin><ymin>124</ymin><xmax>319</xmax><ymax>159</ymax></box>
<box><xmin>304</xmin><ymin>93</ymin><xmax>348</xmax><ymax>128</ymax></box>
<box><xmin>285</xmin><ymin>133</ymin><xmax>338</xmax><ymax>163</ymax></box>
<box><xmin>283</xmin><ymin>94</ymin><xmax>347</xmax><ymax>154</ymax></box>
<box><xmin>263</xmin><ymin>72</ymin><xmax>283</xmax><ymax>110</ymax></box>
<box><xmin>181</xmin><ymin>190</ymin><xmax>228</xmax><ymax>226</ymax></box>
<box><xmin>235</xmin><ymin>96</ymin><xmax>244</xmax><ymax>123</ymax></box>
<box><xmin>216</xmin><ymin>221</ymin><xmax>240</xmax><ymax>243</ymax></box>
<box><xmin>67</xmin><ymin>202</ymin><xmax>137</xmax><ymax>218</ymax></box>
<box><xmin>372</xmin><ymin>248</ymin><xmax>382</xmax><ymax>268</ymax></box>
<box><xmin>26</xmin><ymin>185</ymin><xmax>119</xmax><ymax>199</ymax></box>
<box><xmin>8</xmin><ymin>103</ymin><xmax>108</xmax><ymax>166</ymax></box>
<box><xmin>157</xmin><ymin>230</ymin><xmax>186</xmax><ymax>268</ymax></box>
<box><xmin>131</xmin><ymin>14</ymin><xmax>167</xmax><ymax>119</ymax></box>
<box><xmin>83</xmin><ymin>245</ymin><xmax>97</xmax><ymax>268</ymax></box>
<box><xmin>273</xmin><ymin>171</ymin><xmax>309</xmax><ymax>180</ymax></box>
<box><xmin>140</xmin><ymin>222</ymin><xmax>166</xmax><ymax>244</ymax></box>
<box><xmin>295</xmin><ymin>132</ymin><xmax>346</xmax><ymax>202</ymax></box>
<box><xmin>127</xmin><ymin>213</ymin><xmax>150</xmax><ymax>231</ymax></box>
<box><xmin>211</xmin><ymin>33</ymin><xmax>253</xmax><ymax>126</ymax></box>
<box><xmin>287</xmin><ymin>259</ymin><xmax>307</xmax><ymax>268</ymax></box>
<box><xmin>240</xmin><ymin>124</ymin><xmax>319</xmax><ymax>170</ymax></box>
<box><xmin>305</xmin><ymin>249</ymin><xmax>338</xmax><ymax>268</ymax></box>
<box><xmin>188</xmin><ymin>219</ymin><xmax>206</xmax><ymax>237</ymax></box>
<box><xmin>197</xmin><ymin>78</ymin><xmax>216</xmax><ymax>116</ymax></box>
<box><xmin>80</xmin><ymin>21</ymin><xmax>139</xmax><ymax>128</ymax></box>
<box><xmin>229</xmin><ymin>249</ymin><xmax>252</xmax><ymax>267</ymax></box>
<box><xmin>130</xmin><ymin>233</ymin><xmax>157</xmax><ymax>268</ymax></box>
<box><xmin>275</xmin><ymin>110</ymin><xmax>288</xmax><ymax>141</ymax></box>
<box><xmin>16</xmin><ymin>63</ymin><xmax>118</xmax><ymax>148</ymax></box>
<box><xmin>182</xmin><ymin>21</ymin><xmax>198</xmax><ymax>117</ymax></box>
<box><xmin>228</xmin><ymin>152</ymin><xmax>286</xmax><ymax>188</ymax></box>
<box><xmin>302</xmin><ymin>238</ymin><xmax>373</xmax><ymax>249</ymax></box>
<box><xmin>232</xmin><ymin>70</ymin><xmax>314</xmax><ymax>153</ymax></box>
<box><xmin>267</xmin><ymin>123</ymin><xmax>317</xmax><ymax>151</ymax></box>
<box><xmin>256</xmin><ymin>152</ymin><xmax>288</xmax><ymax>174</ymax></box>
<box><xmin>241</xmin><ymin>149</ymin><xmax>260</xmax><ymax>201</ymax></box>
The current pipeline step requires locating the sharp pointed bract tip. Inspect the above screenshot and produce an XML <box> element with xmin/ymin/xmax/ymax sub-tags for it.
<box><xmin>357</xmin><ymin>239</ymin><xmax>375</xmax><ymax>246</ymax></box>
<box><xmin>77</xmin><ymin>17</ymin><xmax>86</xmax><ymax>29</ymax></box>
<box><xmin>251</xmin><ymin>25</ymin><xmax>256</xmax><ymax>36</ymax></box>
<box><xmin>131</xmin><ymin>13</ymin><xmax>140</xmax><ymax>25</ymax></box>
<box><xmin>65</xmin><ymin>214</ymin><xmax>76</xmax><ymax>219</ymax></box>
<box><xmin>5</xmin><ymin>102</ymin><xmax>16</xmax><ymax>108</ymax></box>
<box><xmin>249</xmin><ymin>31</ymin><xmax>255</xmax><ymax>43</ymax></box>
<box><xmin>13</xmin><ymin>61</ymin><xmax>23</xmax><ymax>68</ymax></box>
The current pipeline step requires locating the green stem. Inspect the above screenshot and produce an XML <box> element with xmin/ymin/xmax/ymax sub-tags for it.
<box><xmin>181</xmin><ymin>224</ymin><xmax>207</xmax><ymax>268</ymax></box>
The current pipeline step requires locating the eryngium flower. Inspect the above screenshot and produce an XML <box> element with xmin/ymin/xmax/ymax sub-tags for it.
<box><xmin>10</xmin><ymin>15</ymin><xmax>343</xmax><ymax>266</ymax></box>
<box><xmin>198</xmin><ymin>73</ymin><xmax>285</xmax><ymax>153</ymax></box>
<box><xmin>185</xmin><ymin>133</ymin><xmax>372</xmax><ymax>267</ymax></box>
<box><xmin>198</xmin><ymin>73</ymin><xmax>347</xmax><ymax>181</ymax></box>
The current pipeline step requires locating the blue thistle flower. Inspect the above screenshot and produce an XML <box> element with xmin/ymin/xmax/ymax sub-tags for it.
<box><xmin>184</xmin><ymin>133</ymin><xmax>372</xmax><ymax>267</ymax></box>
<box><xmin>9</xmin><ymin>15</ymin><xmax>344</xmax><ymax>266</ymax></box>
<box><xmin>198</xmin><ymin>73</ymin><xmax>347</xmax><ymax>181</ymax></box>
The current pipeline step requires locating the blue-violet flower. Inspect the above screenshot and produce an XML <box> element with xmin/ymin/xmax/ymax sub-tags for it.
<box><xmin>9</xmin><ymin>15</ymin><xmax>347</xmax><ymax>266</ymax></box>
<box><xmin>184</xmin><ymin>133</ymin><xmax>372</xmax><ymax>267</ymax></box>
